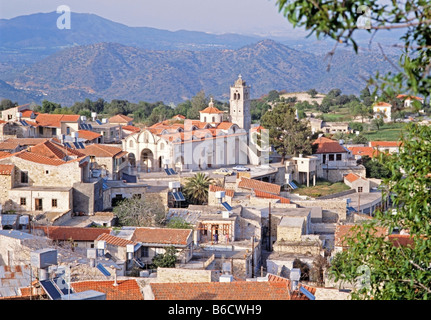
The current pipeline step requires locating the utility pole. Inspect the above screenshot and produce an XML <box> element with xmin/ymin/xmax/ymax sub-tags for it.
<box><xmin>268</xmin><ymin>202</ymin><xmax>272</xmax><ymax>252</ymax></box>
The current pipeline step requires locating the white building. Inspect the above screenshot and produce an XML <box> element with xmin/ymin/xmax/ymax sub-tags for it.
<box><xmin>123</xmin><ymin>76</ymin><xmax>260</xmax><ymax>172</ymax></box>
<box><xmin>373</xmin><ymin>102</ymin><xmax>392</xmax><ymax>123</ymax></box>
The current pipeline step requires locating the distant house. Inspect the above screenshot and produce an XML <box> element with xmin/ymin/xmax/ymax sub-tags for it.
<box><xmin>396</xmin><ymin>94</ymin><xmax>424</xmax><ymax>109</ymax></box>
<box><xmin>130</xmin><ymin>227</ymin><xmax>194</xmax><ymax>265</ymax></box>
<box><xmin>348</xmin><ymin>146</ymin><xmax>379</xmax><ymax>160</ymax></box>
<box><xmin>334</xmin><ymin>224</ymin><xmax>387</xmax><ymax>252</ymax></box>
<box><xmin>77</xmin><ymin>130</ymin><xmax>102</xmax><ymax>144</ymax></box>
<box><xmin>369</xmin><ymin>141</ymin><xmax>402</xmax><ymax>154</ymax></box>
<box><xmin>34</xmin><ymin>226</ymin><xmax>111</xmax><ymax>249</ymax></box>
<box><xmin>343</xmin><ymin>173</ymin><xmax>370</xmax><ymax>193</ymax></box>
<box><xmin>108</xmin><ymin>114</ymin><xmax>134</xmax><ymax>126</ymax></box>
<box><xmin>312</xmin><ymin>137</ymin><xmax>365</xmax><ymax>182</ymax></box>
<box><xmin>80</xmin><ymin>144</ymin><xmax>128</xmax><ymax>180</ymax></box>
<box><xmin>373</xmin><ymin>102</ymin><xmax>392</xmax><ymax>122</ymax></box>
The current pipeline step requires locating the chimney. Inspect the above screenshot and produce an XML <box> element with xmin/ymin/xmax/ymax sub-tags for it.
<box><xmin>290</xmin><ymin>268</ymin><xmax>301</xmax><ymax>291</ymax></box>
<box><xmin>91</xmin><ymin>112</ymin><xmax>97</xmax><ymax>121</ymax></box>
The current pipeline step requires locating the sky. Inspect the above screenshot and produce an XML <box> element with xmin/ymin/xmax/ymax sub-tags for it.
<box><xmin>0</xmin><ymin>0</ymin><xmax>307</xmax><ymax>37</ymax></box>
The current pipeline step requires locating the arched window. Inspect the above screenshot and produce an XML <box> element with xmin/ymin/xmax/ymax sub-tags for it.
<box><xmin>233</xmin><ymin>93</ymin><xmax>237</xmax><ymax>100</ymax></box>
<box><xmin>160</xmin><ymin>143</ymin><xmax>164</xmax><ymax>151</ymax></box>
<box><xmin>204</xmin><ymin>117</ymin><xmax>207</xmax><ymax>122</ymax></box>
<box><xmin>129</xmin><ymin>140</ymin><xmax>134</xmax><ymax>148</ymax></box>
<box><xmin>144</xmin><ymin>132</ymin><xmax>149</xmax><ymax>143</ymax></box>
<box><xmin>237</xmin><ymin>93</ymin><xmax>241</xmax><ymax>100</ymax></box>
<box><xmin>212</xmin><ymin>116</ymin><xmax>215</xmax><ymax>122</ymax></box>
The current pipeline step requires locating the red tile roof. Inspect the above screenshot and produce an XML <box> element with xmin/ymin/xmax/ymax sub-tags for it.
<box><xmin>121</xmin><ymin>125</ymin><xmax>141</xmax><ymax>133</ymax></box>
<box><xmin>254</xmin><ymin>189</ymin><xmax>290</xmax><ymax>203</ymax></box>
<box><xmin>209</xmin><ymin>185</ymin><xmax>235</xmax><ymax>198</ymax></box>
<box><xmin>108</xmin><ymin>114</ymin><xmax>133</xmax><ymax>124</ymax></box>
<box><xmin>0</xmin><ymin>141</ymin><xmax>21</xmax><ymax>150</ymax></box>
<box><xmin>95</xmin><ymin>233</ymin><xmax>136</xmax><ymax>247</ymax></box>
<box><xmin>29</xmin><ymin>140</ymin><xmax>68</xmax><ymax>160</ymax></box>
<box><xmin>238</xmin><ymin>177</ymin><xmax>281</xmax><ymax>195</ymax></box>
<box><xmin>71</xmin><ymin>280</ymin><xmax>143</xmax><ymax>300</ymax></box>
<box><xmin>344</xmin><ymin>173</ymin><xmax>360</xmax><ymax>183</ymax></box>
<box><xmin>348</xmin><ymin>146</ymin><xmax>379</xmax><ymax>158</ymax></box>
<box><xmin>172</xmin><ymin>114</ymin><xmax>186</xmax><ymax>120</ymax></box>
<box><xmin>4</xmin><ymin>138</ymin><xmax>49</xmax><ymax>146</ymax></box>
<box><xmin>388</xmin><ymin>234</ymin><xmax>415</xmax><ymax>248</ymax></box>
<box><xmin>20</xmin><ymin>109</ymin><xmax>38</xmax><ymax>118</ymax></box>
<box><xmin>78</xmin><ymin>130</ymin><xmax>102</xmax><ymax>141</ymax></box>
<box><xmin>150</xmin><ymin>281</ymin><xmax>292</xmax><ymax>300</ymax></box>
<box><xmin>313</xmin><ymin>137</ymin><xmax>348</xmax><ymax>154</ymax></box>
<box><xmin>131</xmin><ymin>227</ymin><xmax>192</xmax><ymax>246</ymax></box>
<box><xmin>80</xmin><ymin>144</ymin><xmax>125</xmax><ymax>158</ymax></box>
<box><xmin>0</xmin><ymin>164</ymin><xmax>14</xmax><ymax>175</ymax></box>
<box><xmin>10</xmin><ymin>150</ymin><xmax>82</xmax><ymax>166</ymax></box>
<box><xmin>35</xmin><ymin>114</ymin><xmax>80</xmax><ymax>128</ymax></box>
<box><xmin>370</xmin><ymin>141</ymin><xmax>402</xmax><ymax>148</ymax></box>
<box><xmin>334</xmin><ymin>224</ymin><xmax>388</xmax><ymax>248</ymax></box>
<box><xmin>199</xmin><ymin>106</ymin><xmax>224</xmax><ymax>114</ymax></box>
<box><xmin>34</xmin><ymin>226</ymin><xmax>110</xmax><ymax>242</ymax></box>
<box><xmin>396</xmin><ymin>94</ymin><xmax>423</xmax><ymax>101</ymax></box>
<box><xmin>374</xmin><ymin>102</ymin><xmax>392</xmax><ymax>107</ymax></box>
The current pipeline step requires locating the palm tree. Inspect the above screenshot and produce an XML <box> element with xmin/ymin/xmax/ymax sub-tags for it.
<box><xmin>183</xmin><ymin>172</ymin><xmax>214</xmax><ymax>205</ymax></box>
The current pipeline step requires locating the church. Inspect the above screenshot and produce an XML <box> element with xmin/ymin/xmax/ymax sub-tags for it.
<box><xmin>123</xmin><ymin>75</ymin><xmax>261</xmax><ymax>172</ymax></box>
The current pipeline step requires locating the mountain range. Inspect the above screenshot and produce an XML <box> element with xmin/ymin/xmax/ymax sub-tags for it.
<box><xmin>0</xmin><ymin>12</ymin><xmax>401</xmax><ymax>105</ymax></box>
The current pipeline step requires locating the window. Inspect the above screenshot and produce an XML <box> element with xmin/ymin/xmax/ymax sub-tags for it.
<box><xmin>35</xmin><ymin>199</ymin><xmax>43</xmax><ymax>211</ymax></box>
<box><xmin>141</xmin><ymin>247</ymin><xmax>149</xmax><ymax>258</ymax></box>
<box><xmin>358</xmin><ymin>187</ymin><xmax>363</xmax><ymax>193</ymax></box>
<box><xmin>336</xmin><ymin>154</ymin><xmax>342</xmax><ymax>161</ymax></box>
<box><xmin>39</xmin><ymin>127</ymin><xmax>44</xmax><ymax>135</ymax></box>
<box><xmin>8</xmin><ymin>114</ymin><xmax>12</xmax><ymax>120</ymax></box>
<box><xmin>212</xmin><ymin>117</ymin><xmax>215</xmax><ymax>122</ymax></box>
<box><xmin>20</xmin><ymin>198</ymin><xmax>26</xmax><ymax>206</ymax></box>
<box><xmin>21</xmin><ymin>171</ymin><xmax>29</xmax><ymax>184</ymax></box>
<box><xmin>45</xmin><ymin>170</ymin><xmax>49</xmax><ymax>175</ymax></box>
<box><xmin>66</xmin><ymin>127</ymin><xmax>70</xmax><ymax>135</ymax></box>
<box><xmin>129</xmin><ymin>140</ymin><xmax>134</xmax><ymax>148</ymax></box>
<box><xmin>160</xmin><ymin>143</ymin><xmax>164</xmax><ymax>151</ymax></box>
<box><xmin>51</xmin><ymin>128</ymin><xmax>56</xmax><ymax>135</ymax></box>
<box><xmin>329</xmin><ymin>154</ymin><xmax>335</xmax><ymax>161</ymax></box>
<box><xmin>52</xmin><ymin>199</ymin><xmax>58</xmax><ymax>208</ymax></box>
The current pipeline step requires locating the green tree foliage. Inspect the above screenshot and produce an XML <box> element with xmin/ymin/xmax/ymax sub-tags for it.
<box><xmin>151</xmin><ymin>246</ymin><xmax>178</xmax><ymax>268</ymax></box>
<box><xmin>266</xmin><ymin>90</ymin><xmax>280</xmax><ymax>102</ymax></box>
<box><xmin>261</xmin><ymin>102</ymin><xmax>313</xmax><ymax>163</ymax></box>
<box><xmin>166</xmin><ymin>217</ymin><xmax>193</xmax><ymax>229</ymax></box>
<box><xmin>360</xmin><ymin>155</ymin><xmax>391</xmax><ymax>179</ymax></box>
<box><xmin>370</xmin><ymin>117</ymin><xmax>384</xmax><ymax>131</ymax></box>
<box><xmin>352</xmin><ymin>133</ymin><xmax>369</xmax><ymax>145</ymax></box>
<box><xmin>113</xmin><ymin>194</ymin><xmax>166</xmax><ymax>227</ymax></box>
<box><xmin>329</xmin><ymin>124</ymin><xmax>431</xmax><ymax>299</ymax></box>
<box><xmin>187</xmin><ymin>90</ymin><xmax>207</xmax><ymax>120</ymax></box>
<box><xmin>0</xmin><ymin>99</ymin><xmax>18</xmax><ymax>111</ymax></box>
<box><xmin>307</xmin><ymin>88</ymin><xmax>318</xmax><ymax>98</ymax></box>
<box><xmin>182</xmin><ymin>173</ymin><xmax>214</xmax><ymax>205</ymax></box>
<box><xmin>250</xmin><ymin>99</ymin><xmax>271</xmax><ymax>122</ymax></box>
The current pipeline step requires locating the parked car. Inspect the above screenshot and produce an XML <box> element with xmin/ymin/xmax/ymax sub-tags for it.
<box><xmin>232</xmin><ymin>165</ymin><xmax>251</xmax><ymax>172</ymax></box>
<box><xmin>213</xmin><ymin>168</ymin><xmax>234</xmax><ymax>176</ymax></box>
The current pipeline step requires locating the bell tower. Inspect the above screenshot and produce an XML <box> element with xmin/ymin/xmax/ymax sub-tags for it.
<box><xmin>230</xmin><ymin>74</ymin><xmax>251</xmax><ymax>132</ymax></box>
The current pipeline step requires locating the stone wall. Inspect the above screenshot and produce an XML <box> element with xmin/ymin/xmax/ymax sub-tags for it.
<box><xmin>73</xmin><ymin>181</ymin><xmax>99</xmax><ymax>215</ymax></box>
<box><xmin>293</xmin><ymin>199</ymin><xmax>347</xmax><ymax>222</ymax></box>
<box><xmin>7</xmin><ymin>188</ymin><xmax>72</xmax><ymax>214</ymax></box>
<box><xmin>318</xmin><ymin>166</ymin><xmax>366</xmax><ymax>183</ymax></box>
<box><xmin>157</xmin><ymin>267</ymin><xmax>212</xmax><ymax>283</ymax></box>
<box><xmin>0</xmin><ymin>173</ymin><xmax>13</xmax><ymax>209</ymax></box>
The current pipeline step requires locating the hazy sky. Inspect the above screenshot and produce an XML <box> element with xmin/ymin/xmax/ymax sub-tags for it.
<box><xmin>0</xmin><ymin>0</ymin><xmax>306</xmax><ymax>37</ymax></box>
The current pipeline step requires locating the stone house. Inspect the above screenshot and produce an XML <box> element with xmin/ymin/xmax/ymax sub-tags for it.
<box><xmin>312</xmin><ymin>136</ymin><xmax>366</xmax><ymax>182</ymax></box>
<box><xmin>369</xmin><ymin>141</ymin><xmax>402</xmax><ymax>155</ymax></box>
<box><xmin>33</xmin><ymin>226</ymin><xmax>111</xmax><ymax>249</ymax></box>
<box><xmin>80</xmin><ymin>144</ymin><xmax>129</xmax><ymax>180</ymax></box>
<box><xmin>130</xmin><ymin>227</ymin><xmax>194</xmax><ymax>265</ymax></box>
<box><xmin>343</xmin><ymin>173</ymin><xmax>370</xmax><ymax>193</ymax></box>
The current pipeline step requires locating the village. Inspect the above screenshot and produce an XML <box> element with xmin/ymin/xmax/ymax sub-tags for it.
<box><xmin>0</xmin><ymin>76</ymin><xmax>423</xmax><ymax>301</ymax></box>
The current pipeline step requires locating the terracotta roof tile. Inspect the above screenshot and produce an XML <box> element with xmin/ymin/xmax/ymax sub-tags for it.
<box><xmin>238</xmin><ymin>177</ymin><xmax>281</xmax><ymax>195</ymax></box>
<box><xmin>78</xmin><ymin>130</ymin><xmax>102</xmax><ymax>141</ymax></box>
<box><xmin>34</xmin><ymin>226</ymin><xmax>110</xmax><ymax>242</ymax></box>
<box><xmin>388</xmin><ymin>234</ymin><xmax>415</xmax><ymax>248</ymax></box>
<box><xmin>374</xmin><ymin>102</ymin><xmax>392</xmax><ymax>107</ymax></box>
<box><xmin>199</xmin><ymin>106</ymin><xmax>224</xmax><ymax>114</ymax></box>
<box><xmin>35</xmin><ymin>114</ymin><xmax>80</xmax><ymax>128</ymax></box>
<box><xmin>96</xmin><ymin>233</ymin><xmax>136</xmax><ymax>247</ymax></box>
<box><xmin>313</xmin><ymin>137</ymin><xmax>348</xmax><ymax>154</ymax></box>
<box><xmin>29</xmin><ymin>140</ymin><xmax>68</xmax><ymax>160</ymax></box>
<box><xmin>209</xmin><ymin>185</ymin><xmax>235</xmax><ymax>198</ymax></box>
<box><xmin>344</xmin><ymin>173</ymin><xmax>360</xmax><ymax>183</ymax></box>
<box><xmin>108</xmin><ymin>114</ymin><xmax>133</xmax><ymax>123</ymax></box>
<box><xmin>71</xmin><ymin>280</ymin><xmax>143</xmax><ymax>300</ymax></box>
<box><xmin>396</xmin><ymin>94</ymin><xmax>423</xmax><ymax>101</ymax></box>
<box><xmin>335</xmin><ymin>224</ymin><xmax>388</xmax><ymax>248</ymax></box>
<box><xmin>0</xmin><ymin>164</ymin><xmax>14</xmax><ymax>175</ymax></box>
<box><xmin>254</xmin><ymin>189</ymin><xmax>290</xmax><ymax>203</ymax></box>
<box><xmin>80</xmin><ymin>144</ymin><xmax>125</xmax><ymax>158</ymax></box>
<box><xmin>131</xmin><ymin>227</ymin><xmax>192</xmax><ymax>246</ymax></box>
<box><xmin>121</xmin><ymin>125</ymin><xmax>141</xmax><ymax>133</ymax></box>
<box><xmin>370</xmin><ymin>141</ymin><xmax>402</xmax><ymax>148</ymax></box>
<box><xmin>348</xmin><ymin>146</ymin><xmax>379</xmax><ymax>158</ymax></box>
<box><xmin>150</xmin><ymin>281</ymin><xmax>292</xmax><ymax>300</ymax></box>
<box><xmin>4</xmin><ymin>138</ymin><xmax>49</xmax><ymax>146</ymax></box>
<box><xmin>0</xmin><ymin>141</ymin><xmax>21</xmax><ymax>150</ymax></box>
